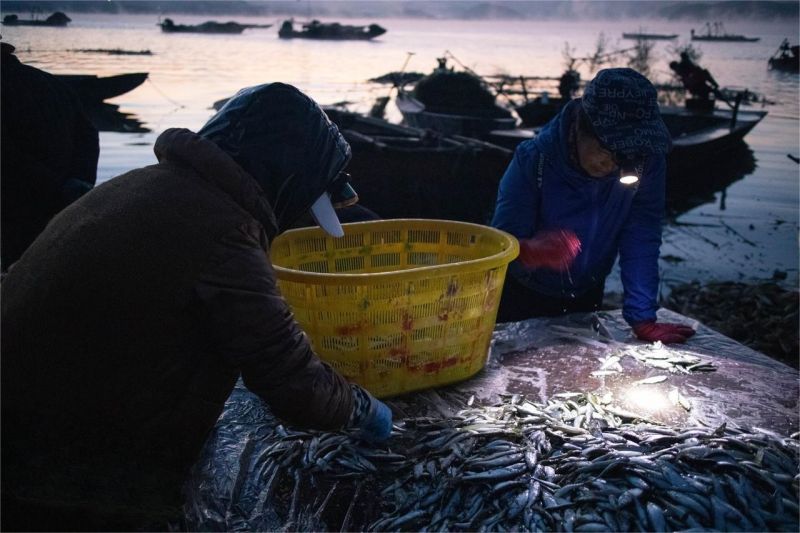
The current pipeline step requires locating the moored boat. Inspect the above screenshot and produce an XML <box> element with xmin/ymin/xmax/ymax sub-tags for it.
<box><xmin>768</xmin><ymin>39</ymin><xmax>800</xmax><ymax>72</ymax></box>
<box><xmin>660</xmin><ymin>105</ymin><xmax>766</xmax><ymax>171</ymax></box>
<box><xmin>622</xmin><ymin>32</ymin><xmax>678</xmax><ymax>40</ymax></box>
<box><xmin>691</xmin><ymin>22</ymin><xmax>759</xmax><ymax>42</ymax></box>
<box><xmin>278</xmin><ymin>19</ymin><xmax>386</xmax><ymax>40</ymax></box>
<box><xmin>158</xmin><ymin>18</ymin><xmax>269</xmax><ymax>34</ymax></box>
<box><xmin>2</xmin><ymin>11</ymin><xmax>70</xmax><ymax>26</ymax></box>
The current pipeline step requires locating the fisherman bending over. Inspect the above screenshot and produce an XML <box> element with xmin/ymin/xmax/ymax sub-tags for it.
<box><xmin>492</xmin><ymin>68</ymin><xmax>695</xmax><ymax>344</ymax></box>
<box><xmin>1</xmin><ymin>83</ymin><xmax>392</xmax><ymax>531</ymax></box>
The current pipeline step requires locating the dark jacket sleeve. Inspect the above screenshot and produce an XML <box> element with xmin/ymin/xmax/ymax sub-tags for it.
<box><xmin>193</xmin><ymin>223</ymin><xmax>354</xmax><ymax>430</ymax></box>
<box><xmin>490</xmin><ymin>140</ymin><xmax>540</xmax><ymax>239</ymax></box>
<box><xmin>618</xmin><ymin>155</ymin><xmax>666</xmax><ymax>325</ymax></box>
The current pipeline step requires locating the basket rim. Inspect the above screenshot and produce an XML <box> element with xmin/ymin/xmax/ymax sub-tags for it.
<box><xmin>271</xmin><ymin>218</ymin><xmax>520</xmax><ymax>284</ymax></box>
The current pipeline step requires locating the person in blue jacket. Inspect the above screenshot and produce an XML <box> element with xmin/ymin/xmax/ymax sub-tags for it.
<box><xmin>492</xmin><ymin>68</ymin><xmax>695</xmax><ymax>344</ymax></box>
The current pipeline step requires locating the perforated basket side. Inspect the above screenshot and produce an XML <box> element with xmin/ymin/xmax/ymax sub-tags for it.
<box><xmin>271</xmin><ymin>219</ymin><xmax>518</xmax><ymax>397</ymax></box>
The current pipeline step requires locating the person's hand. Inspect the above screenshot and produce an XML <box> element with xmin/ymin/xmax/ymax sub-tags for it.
<box><xmin>348</xmin><ymin>384</ymin><xmax>392</xmax><ymax>443</ymax></box>
<box><xmin>518</xmin><ymin>229</ymin><xmax>581</xmax><ymax>272</ymax></box>
<box><xmin>633</xmin><ymin>321</ymin><xmax>696</xmax><ymax>344</ymax></box>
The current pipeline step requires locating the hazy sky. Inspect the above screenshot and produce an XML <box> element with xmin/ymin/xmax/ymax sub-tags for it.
<box><xmin>1</xmin><ymin>1</ymin><xmax>797</xmax><ymax>21</ymax></box>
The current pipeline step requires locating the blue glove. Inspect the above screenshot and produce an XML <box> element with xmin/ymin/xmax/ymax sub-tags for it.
<box><xmin>348</xmin><ymin>384</ymin><xmax>392</xmax><ymax>443</ymax></box>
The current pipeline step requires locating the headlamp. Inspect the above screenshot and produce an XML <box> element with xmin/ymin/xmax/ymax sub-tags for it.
<box><xmin>618</xmin><ymin>156</ymin><xmax>642</xmax><ymax>186</ymax></box>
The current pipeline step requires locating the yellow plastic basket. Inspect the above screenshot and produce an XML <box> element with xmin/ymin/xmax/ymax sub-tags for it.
<box><xmin>270</xmin><ymin>219</ymin><xmax>519</xmax><ymax>398</ymax></box>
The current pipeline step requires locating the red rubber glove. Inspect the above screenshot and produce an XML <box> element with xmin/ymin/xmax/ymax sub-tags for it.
<box><xmin>633</xmin><ymin>321</ymin><xmax>696</xmax><ymax>344</ymax></box>
<box><xmin>518</xmin><ymin>229</ymin><xmax>581</xmax><ymax>272</ymax></box>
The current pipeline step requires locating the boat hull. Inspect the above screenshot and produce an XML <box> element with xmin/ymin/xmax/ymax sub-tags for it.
<box><xmin>161</xmin><ymin>27</ymin><xmax>244</xmax><ymax>34</ymax></box>
<box><xmin>622</xmin><ymin>33</ymin><xmax>678</xmax><ymax>40</ymax></box>
<box><xmin>661</xmin><ymin>105</ymin><xmax>767</xmax><ymax>161</ymax></box>
<box><xmin>1</xmin><ymin>20</ymin><xmax>68</xmax><ymax>26</ymax></box>
<box><xmin>159</xmin><ymin>19</ymin><xmax>246</xmax><ymax>34</ymax></box>
<box><xmin>278</xmin><ymin>21</ymin><xmax>386</xmax><ymax>40</ymax></box>
<box><xmin>691</xmin><ymin>36</ymin><xmax>760</xmax><ymax>42</ymax></box>
<box><xmin>768</xmin><ymin>57</ymin><xmax>800</xmax><ymax>72</ymax></box>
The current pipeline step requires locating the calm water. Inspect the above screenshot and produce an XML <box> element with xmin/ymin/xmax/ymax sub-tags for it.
<box><xmin>4</xmin><ymin>13</ymin><xmax>799</xmax><ymax>290</ymax></box>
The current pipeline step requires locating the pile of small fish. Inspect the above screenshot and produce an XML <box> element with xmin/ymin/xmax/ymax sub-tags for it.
<box><xmin>219</xmin><ymin>394</ymin><xmax>799</xmax><ymax>532</ymax></box>
<box><xmin>666</xmin><ymin>280</ymin><xmax>799</xmax><ymax>366</ymax></box>
<box><xmin>594</xmin><ymin>343</ymin><xmax>717</xmax><ymax>376</ymax></box>
<box><xmin>624</xmin><ymin>342</ymin><xmax>717</xmax><ymax>373</ymax></box>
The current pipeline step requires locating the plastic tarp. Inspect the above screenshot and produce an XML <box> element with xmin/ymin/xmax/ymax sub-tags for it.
<box><xmin>184</xmin><ymin>309</ymin><xmax>799</xmax><ymax>529</ymax></box>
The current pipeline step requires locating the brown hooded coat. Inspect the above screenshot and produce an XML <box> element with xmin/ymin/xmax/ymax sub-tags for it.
<box><xmin>1</xmin><ymin>127</ymin><xmax>353</xmax><ymax>528</ymax></box>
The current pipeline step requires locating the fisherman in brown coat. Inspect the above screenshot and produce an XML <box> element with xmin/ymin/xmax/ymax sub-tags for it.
<box><xmin>1</xmin><ymin>83</ymin><xmax>392</xmax><ymax>531</ymax></box>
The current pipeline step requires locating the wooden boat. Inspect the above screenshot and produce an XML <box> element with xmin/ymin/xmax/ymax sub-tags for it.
<box><xmin>2</xmin><ymin>11</ymin><xmax>70</xmax><ymax>26</ymax></box>
<box><xmin>396</xmin><ymin>90</ymin><xmax>517</xmax><ymax>140</ymax></box>
<box><xmin>278</xmin><ymin>19</ymin><xmax>386</xmax><ymax>40</ymax></box>
<box><xmin>71</xmin><ymin>48</ymin><xmax>153</xmax><ymax>56</ymax></box>
<box><xmin>691</xmin><ymin>23</ymin><xmax>759</xmax><ymax>42</ymax></box>
<box><xmin>622</xmin><ymin>32</ymin><xmax>678</xmax><ymax>40</ymax></box>
<box><xmin>55</xmin><ymin>73</ymin><xmax>148</xmax><ymax>105</ymax></box>
<box><xmin>321</xmin><ymin>107</ymin><xmax>512</xmax><ymax>224</ymax></box>
<box><xmin>661</xmin><ymin>105</ymin><xmax>766</xmax><ymax>170</ymax></box>
<box><xmin>768</xmin><ymin>39</ymin><xmax>799</xmax><ymax>73</ymax></box>
<box><xmin>158</xmin><ymin>18</ymin><xmax>270</xmax><ymax>34</ymax></box>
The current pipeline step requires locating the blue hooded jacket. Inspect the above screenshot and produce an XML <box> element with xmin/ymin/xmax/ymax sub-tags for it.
<box><xmin>491</xmin><ymin>99</ymin><xmax>666</xmax><ymax>325</ymax></box>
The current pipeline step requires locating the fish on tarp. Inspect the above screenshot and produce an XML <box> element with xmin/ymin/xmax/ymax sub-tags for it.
<box><xmin>632</xmin><ymin>375</ymin><xmax>669</xmax><ymax>385</ymax></box>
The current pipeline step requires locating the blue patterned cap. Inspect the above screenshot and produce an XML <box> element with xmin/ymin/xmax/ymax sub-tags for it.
<box><xmin>581</xmin><ymin>68</ymin><xmax>672</xmax><ymax>158</ymax></box>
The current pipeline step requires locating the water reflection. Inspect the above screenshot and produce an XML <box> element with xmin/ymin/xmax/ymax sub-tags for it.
<box><xmin>665</xmin><ymin>140</ymin><xmax>756</xmax><ymax>216</ymax></box>
<box><xmin>83</xmin><ymin>103</ymin><xmax>149</xmax><ymax>133</ymax></box>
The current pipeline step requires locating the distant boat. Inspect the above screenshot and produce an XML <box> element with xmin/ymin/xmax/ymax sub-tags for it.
<box><xmin>691</xmin><ymin>22</ymin><xmax>759</xmax><ymax>42</ymax></box>
<box><xmin>278</xmin><ymin>19</ymin><xmax>386</xmax><ymax>40</ymax></box>
<box><xmin>622</xmin><ymin>32</ymin><xmax>678</xmax><ymax>40</ymax></box>
<box><xmin>158</xmin><ymin>18</ymin><xmax>270</xmax><ymax>34</ymax></box>
<box><xmin>70</xmin><ymin>48</ymin><xmax>153</xmax><ymax>56</ymax></box>
<box><xmin>768</xmin><ymin>39</ymin><xmax>799</xmax><ymax>73</ymax></box>
<box><xmin>2</xmin><ymin>11</ymin><xmax>70</xmax><ymax>26</ymax></box>
<box><xmin>55</xmin><ymin>73</ymin><xmax>149</xmax><ymax>105</ymax></box>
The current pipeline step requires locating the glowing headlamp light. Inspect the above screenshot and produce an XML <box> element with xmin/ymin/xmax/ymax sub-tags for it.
<box><xmin>618</xmin><ymin>156</ymin><xmax>642</xmax><ymax>186</ymax></box>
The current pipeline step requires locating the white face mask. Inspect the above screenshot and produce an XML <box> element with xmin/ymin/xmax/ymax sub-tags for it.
<box><xmin>309</xmin><ymin>192</ymin><xmax>344</xmax><ymax>237</ymax></box>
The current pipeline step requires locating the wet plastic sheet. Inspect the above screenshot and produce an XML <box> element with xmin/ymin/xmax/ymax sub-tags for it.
<box><xmin>462</xmin><ymin>308</ymin><xmax>799</xmax><ymax>432</ymax></box>
<box><xmin>184</xmin><ymin>309</ymin><xmax>798</xmax><ymax>529</ymax></box>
